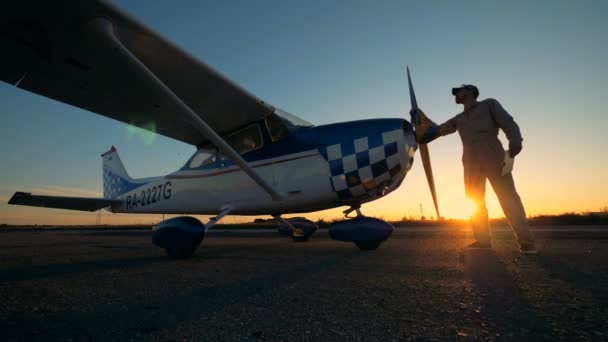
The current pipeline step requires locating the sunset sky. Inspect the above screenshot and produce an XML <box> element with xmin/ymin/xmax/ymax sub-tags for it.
<box><xmin>1</xmin><ymin>0</ymin><xmax>607</xmax><ymax>225</ymax></box>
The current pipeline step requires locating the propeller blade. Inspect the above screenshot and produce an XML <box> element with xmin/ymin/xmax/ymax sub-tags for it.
<box><xmin>419</xmin><ymin>144</ymin><xmax>440</xmax><ymax>219</ymax></box>
<box><xmin>407</xmin><ymin>66</ymin><xmax>441</xmax><ymax>219</ymax></box>
<box><xmin>407</xmin><ymin>66</ymin><xmax>418</xmax><ymax>110</ymax></box>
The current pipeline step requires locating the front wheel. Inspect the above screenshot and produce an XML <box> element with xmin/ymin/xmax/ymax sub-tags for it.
<box><xmin>355</xmin><ymin>240</ymin><xmax>381</xmax><ymax>251</ymax></box>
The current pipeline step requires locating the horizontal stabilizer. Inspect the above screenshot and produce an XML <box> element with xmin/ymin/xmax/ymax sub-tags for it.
<box><xmin>8</xmin><ymin>192</ymin><xmax>121</xmax><ymax>212</ymax></box>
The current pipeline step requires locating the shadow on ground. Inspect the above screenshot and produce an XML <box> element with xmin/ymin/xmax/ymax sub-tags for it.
<box><xmin>465</xmin><ymin>249</ymin><xmax>551</xmax><ymax>339</ymax></box>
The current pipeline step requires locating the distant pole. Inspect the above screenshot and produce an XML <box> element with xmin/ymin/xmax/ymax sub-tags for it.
<box><xmin>419</xmin><ymin>203</ymin><xmax>423</xmax><ymax>220</ymax></box>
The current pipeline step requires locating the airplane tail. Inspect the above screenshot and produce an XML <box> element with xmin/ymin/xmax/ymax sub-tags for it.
<box><xmin>101</xmin><ymin>146</ymin><xmax>148</xmax><ymax>199</ymax></box>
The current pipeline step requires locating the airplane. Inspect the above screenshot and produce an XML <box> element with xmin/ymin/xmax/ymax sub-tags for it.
<box><xmin>2</xmin><ymin>0</ymin><xmax>440</xmax><ymax>258</ymax></box>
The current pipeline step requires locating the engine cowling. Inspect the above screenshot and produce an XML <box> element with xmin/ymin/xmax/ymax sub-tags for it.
<box><xmin>329</xmin><ymin>217</ymin><xmax>394</xmax><ymax>249</ymax></box>
<box><xmin>152</xmin><ymin>216</ymin><xmax>206</xmax><ymax>258</ymax></box>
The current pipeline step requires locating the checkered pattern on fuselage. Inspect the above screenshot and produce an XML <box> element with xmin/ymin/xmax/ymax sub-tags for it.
<box><xmin>324</xmin><ymin>129</ymin><xmax>407</xmax><ymax>201</ymax></box>
<box><xmin>102</xmin><ymin>169</ymin><xmax>144</xmax><ymax>199</ymax></box>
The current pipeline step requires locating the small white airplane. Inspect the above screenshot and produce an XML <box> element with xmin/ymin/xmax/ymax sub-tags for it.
<box><xmin>2</xmin><ymin>0</ymin><xmax>439</xmax><ymax>258</ymax></box>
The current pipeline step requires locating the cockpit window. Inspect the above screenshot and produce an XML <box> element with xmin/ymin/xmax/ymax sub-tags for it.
<box><xmin>189</xmin><ymin>148</ymin><xmax>216</xmax><ymax>168</ymax></box>
<box><xmin>224</xmin><ymin>124</ymin><xmax>263</xmax><ymax>155</ymax></box>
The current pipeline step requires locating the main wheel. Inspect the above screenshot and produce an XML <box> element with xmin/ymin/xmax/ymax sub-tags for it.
<box><xmin>283</xmin><ymin>219</ymin><xmax>318</xmax><ymax>242</ymax></box>
<box><xmin>292</xmin><ymin>235</ymin><xmax>310</xmax><ymax>242</ymax></box>
<box><xmin>355</xmin><ymin>240</ymin><xmax>381</xmax><ymax>251</ymax></box>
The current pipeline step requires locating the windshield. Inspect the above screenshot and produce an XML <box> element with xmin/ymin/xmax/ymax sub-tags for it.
<box><xmin>265</xmin><ymin>109</ymin><xmax>312</xmax><ymax>142</ymax></box>
<box><xmin>265</xmin><ymin>113</ymin><xmax>291</xmax><ymax>142</ymax></box>
<box><xmin>274</xmin><ymin>108</ymin><xmax>313</xmax><ymax>127</ymax></box>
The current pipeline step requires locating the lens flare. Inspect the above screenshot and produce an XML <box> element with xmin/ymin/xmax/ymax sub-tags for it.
<box><xmin>125</xmin><ymin>121</ymin><xmax>157</xmax><ymax>145</ymax></box>
<box><xmin>439</xmin><ymin>189</ymin><xmax>479</xmax><ymax>220</ymax></box>
<box><xmin>462</xmin><ymin>197</ymin><xmax>478</xmax><ymax>219</ymax></box>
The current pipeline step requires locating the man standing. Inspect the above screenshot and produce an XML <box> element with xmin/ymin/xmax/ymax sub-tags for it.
<box><xmin>411</xmin><ymin>84</ymin><xmax>536</xmax><ymax>254</ymax></box>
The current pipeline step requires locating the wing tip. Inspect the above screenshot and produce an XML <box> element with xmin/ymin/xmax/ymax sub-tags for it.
<box><xmin>8</xmin><ymin>191</ymin><xmax>30</xmax><ymax>205</ymax></box>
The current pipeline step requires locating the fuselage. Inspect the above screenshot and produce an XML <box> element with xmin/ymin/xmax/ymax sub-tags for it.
<box><xmin>110</xmin><ymin>118</ymin><xmax>417</xmax><ymax>215</ymax></box>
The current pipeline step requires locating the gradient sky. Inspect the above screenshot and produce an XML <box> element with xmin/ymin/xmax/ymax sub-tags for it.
<box><xmin>1</xmin><ymin>0</ymin><xmax>607</xmax><ymax>225</ymax></box>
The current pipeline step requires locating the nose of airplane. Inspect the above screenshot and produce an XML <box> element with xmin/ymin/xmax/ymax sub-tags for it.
<box><xmin>403</xmin><ymin>119</ymin><xmax>417</xmax><ymax>172</ymax></box>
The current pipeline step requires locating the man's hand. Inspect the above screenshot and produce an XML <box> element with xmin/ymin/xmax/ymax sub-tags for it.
<box><xmin>410</xmin><ymin>109</ymin><xmax>442</xmax><ymax>144</ymax></box>
<box><xmin>509</xmin><ymin>141</ymin><xmax>522</xmax><ymax>158</ymax></box>
<box><xmin>410</xmin><ymin>109</ymin><xmax>434</xmax><ymax>126</ymax></box>
<box><xmin>409</xmin><ymin>108</ymin><xmax>422</xmax><ymax>126</ymax></box>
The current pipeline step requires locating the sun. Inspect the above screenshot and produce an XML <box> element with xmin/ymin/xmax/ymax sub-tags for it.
<box><xmin>441</xmin><ymin>191</ymin><xmax>477</xmax><ymax>220</ymax></box>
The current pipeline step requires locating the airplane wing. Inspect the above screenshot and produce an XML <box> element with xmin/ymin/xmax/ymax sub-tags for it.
<box><xmin>0</xmin><ymin>0</ymin><xmax>299</xmax><ymax>147</ymax></box>
<box><xmin>8</xmin><ymin>192</ymin><xmax>120</xmax><ymax>212</ymax></box>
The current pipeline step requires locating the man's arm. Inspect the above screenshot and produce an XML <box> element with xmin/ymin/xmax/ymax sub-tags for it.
<box><xmin>488</xmin><ymin>98</ymin><xmax>523</xmax><ymax>157</ymax></box>
<box><xmin>438</xmin><ymin>116</ymin><xmax>458</xmax><ymax>136</ymax></box>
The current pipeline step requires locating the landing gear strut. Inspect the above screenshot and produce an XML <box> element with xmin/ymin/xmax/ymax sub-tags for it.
<box><xmin>329</xmin><ymin>206</ymin><xmax>394</xmax><ymax>251</ymax></box>
<box><xmin>275</xmin><ymin>216</ymin><xmax>318</xmax><ymax>242</ymax></box>
<box><xmin>343</xmin><ymin>205</ymin><xmax>364</xmax><ymax>218</ymax></box>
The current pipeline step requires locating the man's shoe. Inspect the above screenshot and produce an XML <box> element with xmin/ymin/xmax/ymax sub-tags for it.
<box><xmin>519</xmin><ymin>242</ymin><xmax>538</xmax><ymax>255</ymax></box>
<box><xmin>465</xmin><ymin>241</ymin><xmax>492</xmax><ymax>250</ymax></box>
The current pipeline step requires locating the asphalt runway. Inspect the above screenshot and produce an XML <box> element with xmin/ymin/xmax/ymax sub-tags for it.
<box><xmin>1</xmin><ymin>226</ymin><xmax>607</xmax><ymax>341</ymax></box>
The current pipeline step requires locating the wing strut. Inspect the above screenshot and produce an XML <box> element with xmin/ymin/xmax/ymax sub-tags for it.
<box><xmin>88</xmin><ymin>18</ymin><xmax>283</xmax><ymax>201</ymax></box>
<box><xmin>205</xmin><ymin>207</ymin><xmax>232</xmax><ymax>230</ymax></box>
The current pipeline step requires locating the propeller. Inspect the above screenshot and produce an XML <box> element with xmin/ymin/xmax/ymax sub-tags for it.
<box><xmin>407</xmin><ymin>67</ymin><xmax>441</xmax><ymax>220</ymax></box>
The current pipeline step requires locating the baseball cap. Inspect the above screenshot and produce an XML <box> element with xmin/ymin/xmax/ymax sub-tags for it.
<box><xmin>451</xmin><ymin>84</ymin><xmax>479</xmax><ymax>98</ymax></box>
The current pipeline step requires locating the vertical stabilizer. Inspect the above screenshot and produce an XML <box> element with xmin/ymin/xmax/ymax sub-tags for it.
<box><xmin>101</xmin><ymin>146</ymin><xmax>146</xmax><ymax>199</ymax></box>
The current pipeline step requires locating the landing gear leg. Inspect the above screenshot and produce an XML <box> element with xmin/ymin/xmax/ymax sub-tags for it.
<box><xmin>275</xmin><ymin>216</ymin><xmax>318</xmax><ymax>242</ymax></box>
<box><xmin>343</xmin><ymin>205</ymin><xmax>363</xmax><ymax>218</ymax></box>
